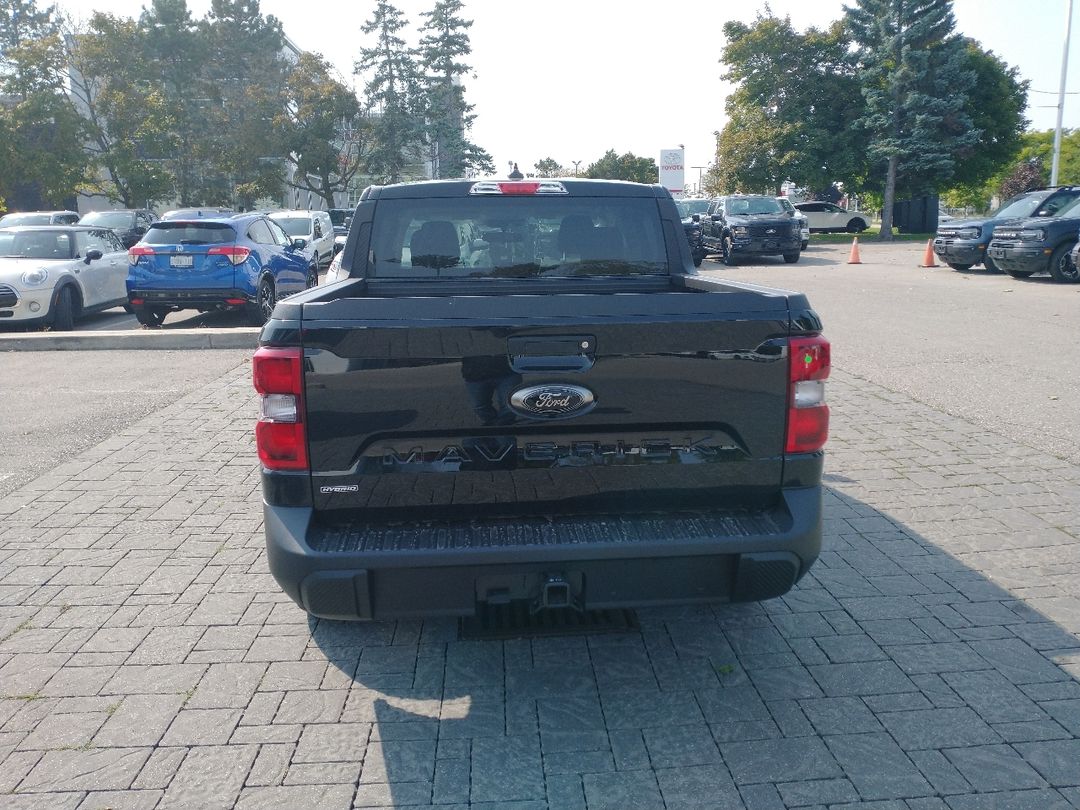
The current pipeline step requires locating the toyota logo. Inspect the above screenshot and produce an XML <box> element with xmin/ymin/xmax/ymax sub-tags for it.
<box><xmin>509</xmin><ymin>384</ymin><xmax>596</xmax><ymax>420</ymax></box>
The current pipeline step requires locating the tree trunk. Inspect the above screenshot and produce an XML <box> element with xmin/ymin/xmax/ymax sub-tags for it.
<box><xmin>878</xmin><ymin>154</ymin><xmax>898</xmax><ymax>242</ymax></box>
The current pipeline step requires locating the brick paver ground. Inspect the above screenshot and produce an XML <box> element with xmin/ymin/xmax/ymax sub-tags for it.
<box><xmin>0</xmin><ymin>362</ymin><xmax>1077</xmax><ymax>809</ymax></box>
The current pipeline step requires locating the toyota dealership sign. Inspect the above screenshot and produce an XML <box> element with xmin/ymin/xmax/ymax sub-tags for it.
<box><xmin>659</xmin><ymin>148</ymin><xmax>685</xmax><ymax>197</ymax></box>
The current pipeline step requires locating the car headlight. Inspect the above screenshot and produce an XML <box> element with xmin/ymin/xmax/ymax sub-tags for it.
<box><xmin>1017</xmin><ymin>229</ymin><xmax>1046</xmax><ymax>241</ymax></box>
<box><xmin>955</xmin><ymin>227</ymin><xmax>981</xmax><ymax>239</ymax></box>
<box><xmin>732</xmin><ymin>226</ymin><xmax>748</xmax><ymax>236</ymax></box>
<box><xmin>21</xmin><ymin>267</ymin><xmax>49</xmax><ymax>286</ymax></box>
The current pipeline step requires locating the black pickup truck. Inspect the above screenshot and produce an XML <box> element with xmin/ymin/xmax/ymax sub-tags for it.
<box><xmin>253</xmin><ymin>178</ymin><xmax>830</xmax><ymax>620</ymax></box>
<box><xmin>702</xmin><ymin>194</ymin><xmax>802</xmax><ymax>266</ymax></box>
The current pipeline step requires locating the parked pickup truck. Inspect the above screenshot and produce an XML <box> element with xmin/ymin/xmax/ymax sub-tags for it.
<box><xmin>253</xmin><ymin>178</ymin><xmax>830</xmax><ymax>620</ymax></box>
<box><xmin>702</xmin><ymin>194</ymin><xmax>802</xmax><ymax>266</ymax></box>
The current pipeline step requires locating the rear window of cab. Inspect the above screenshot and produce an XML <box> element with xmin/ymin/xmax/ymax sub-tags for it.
<box><xmin>142</xmin><ymin>223</ymin><xmax>235</xmax><ymax>245</ymax></box>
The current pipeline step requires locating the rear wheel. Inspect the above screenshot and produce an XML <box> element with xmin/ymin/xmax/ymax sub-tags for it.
<box><xmin>50</xmin><ymin>286</ymin><xmax>77</xmax><ymax>331</ymax></box>
<box><xmin>248</xmin><ymin>276</ymin><xmax>276</xmax><ymax>325</ymax></box>
<box><xmin>134</xmin><ymin>306</ymin><xmax>167</xmax><ymax>328</ymax></box>
<box><xmin>947</xmin><ymin>262</ymin><xmax>973</xmax><ymax>271</ymax></box>
<box><xmin>1048</xmin><ymin>242</ymin><xmax>1080</xmax><ymax>283</ymax></box>
<box><xmin>847</xmin><ymin>218</ymin><xmax>867</xmax><ymax>233</ymax></box>
<box><xmin>1004</xmin><ymin>268</ymin><xmax>1034</xmax><ymax>279</ymax></box>
<box><xmin>783</xmin><ymin>252</ymin><xmax>800</xmax><ymax>264</ymax></box>
<box><xmin>306</xmin><ymin>265</ymin><xmax>319</xmax><ymax>288</ymax></box>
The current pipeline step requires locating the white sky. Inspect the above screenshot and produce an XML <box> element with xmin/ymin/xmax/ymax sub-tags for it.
<box><xmin>60</xmin><ymin>0</ymin><xmax>1080</xmax><ymax>181</ymax></box>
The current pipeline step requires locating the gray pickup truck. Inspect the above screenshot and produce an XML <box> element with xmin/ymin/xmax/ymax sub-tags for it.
<box><xmin>253</xmin><ymin>178</ymin><xmax>830</xmax><ymax>620</ymax></box>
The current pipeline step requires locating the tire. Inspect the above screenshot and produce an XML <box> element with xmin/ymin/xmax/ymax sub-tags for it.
<box><xmin>947</xmin><ymin>262</ymin><xmax>973</xmax><ymax>271</ymax></box>
<box><xmin>134</xmin><ymin>306</ymin><xmax>167</xmax><ymax>328</ymax></box>
<box><xmin>122</xmin><ymin>303</ymin><xmax>134</xmax><ymax>314</ymax></box>
<box><xmin>982</xmin><ymin>254</ymin><xmax>1000</xmax><ymax>273</ymax></box>
<box><xmin>248</xmin><ymin>276</ymin><xmax>276</xmax><ymax>325</ymax></box>
<box><xmin>1048</xmin><ymin>242</ymin><xmax>1080</xmax><ymax>283</ymax></box>
<box><xmin>801</xmin><ymin>240</ymin><xmax>808</xmax><ymax>250</ymax></box>
<box><xmin>847</xmin><ymin>218</ymin><xmax>867</xmax><ymax>233</ymax></box>
<box><xmin>722</xmin><ymin>236</ymin><xmax>738</xmax><ymax>267</ymax></box>
<box><xmin>1004</xmin><ymin>268</ymin><xmax>1034</xmax><ymax>279</ymax></box>
<box><xmin>306</xmin><ymin>265</ymin><xmax>319</xmax><ymax>288</ymax></box>
<box><xmin>49</xmin><ymin>285</ymin><xmax>77</xmax><ymax>331</ymax></box>
<box><xmin>783</xmin><ymin>252</ymin><xmax>800</xmax><ymax>264</ymax></box>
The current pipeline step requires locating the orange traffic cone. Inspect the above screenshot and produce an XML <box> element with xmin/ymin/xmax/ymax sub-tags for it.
<box><xmin>920</xmin><ymin>239</ymin><xmax>939</xmax><ymax>268</ymax></box>
<box><xmin>847</xmin><ymin>237</ymin><xmax>862</xmax><ymax>264</ymax></box>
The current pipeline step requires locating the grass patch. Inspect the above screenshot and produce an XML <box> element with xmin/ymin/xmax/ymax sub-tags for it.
<box><xmin>812</xmin><ymin>226</ymin><xmax>933</xmax><ymax>243</ymax></box>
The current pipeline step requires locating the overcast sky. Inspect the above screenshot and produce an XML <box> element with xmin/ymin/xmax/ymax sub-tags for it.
<box><xmin>61</xmin><ymin>0</ymin><xmax>1080</xmax><ymax>181</ymax></box>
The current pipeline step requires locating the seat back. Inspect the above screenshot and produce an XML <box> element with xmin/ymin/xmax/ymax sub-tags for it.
<box><xmin>410</xmin><ymin>220</ymin><xmax>460</xmax><ymax>269</ymax></box>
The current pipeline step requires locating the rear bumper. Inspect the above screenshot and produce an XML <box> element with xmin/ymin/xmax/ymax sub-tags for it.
<box><xmin>933</xmin><ymin>239</ymin><xmax>985</xmax><ymax>265</ymax></box>
<box><xmin>263</xmin><ymin>486</ymin><xmax>823</xmax><ymax>620</ymax></box>
<box><xmin>128</xmin><ymin>288</ymin><xmax>254</xmax><ymax>309</ymax></box>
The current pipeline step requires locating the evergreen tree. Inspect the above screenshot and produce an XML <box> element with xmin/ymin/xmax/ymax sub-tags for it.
<box><xmin>847</xmin><ymin>0</ymin><xmax>979</xmax><ymax>239</ymax></box>
<box><xmin>354</xmin><ymin>1</ymin><xmax>424</xmax><ymax>184</ymax></box>
<box><xmin>416</xmin><ymin>0</ymin><xmax>491</xmax><ymax>178</ymax></box>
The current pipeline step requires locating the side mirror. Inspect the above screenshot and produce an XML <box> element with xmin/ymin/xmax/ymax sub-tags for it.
<box><xmin>84</xmin><ymin>248</ymin><xmax>103</xmax><ymax>263</ymax></box>
<box><xmin>291</xmin><ymin>237</ymin><xmax>308</xmax><ymax>250</ymax></box>
<box><xmin>711</xmin><ymin>214</ymin><xmax>722</xmax><ymax>221</ymax></box>
<box><xmin>691</xmin><ymin>214</ymin><xmax>701</xmax><ymax>223</ymax></box>
<box><xmin>135</xmin><ymin>226</ymin><xmax>147</xmax><ymax>235</ymax></box>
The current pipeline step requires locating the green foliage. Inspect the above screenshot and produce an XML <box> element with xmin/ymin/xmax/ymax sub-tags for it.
<box><xmin>847</xmin><ymin>0</ymin><xmax>980</xmax><ymax>238</ymax></box>
<box><xmin>533</xmin><ymin>158</ymin><xmax>564</xmax><ymax>178</ymax></box>
<box><xmin>279</xmin><ymin>53</ymin><xmax>373</xmax><ymax>208</ymax></box>
<box><xmin>355</xmin><ymin>1</ymin><xmax>425</xmax><ymax>184</ymax></box>
<box><xmin>584</xmin><ymin>149</ymin><xmax>658</xmax><ymax>184</ymax></box>
<box><xmin>711</xmin><ymin>14</ymin><xmax>868</xmax><ymax>196</ymax></box>
<box><xmin>416</xmin><ymin>0</ymin><xmax>490</xmax><ymax>177</ymax></box>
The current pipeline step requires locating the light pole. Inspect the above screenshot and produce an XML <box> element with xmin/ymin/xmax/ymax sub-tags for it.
<box><xmin>692</xmin><ymin>166</ymin><xmax>706</xmax><ymax>195</ymax></box>
<box><xmin>1052</xmin><ymin>0</ymin><xmax>1075</xmax><ymax>185</ymax></box>
<box><xmin>572</xmin><ymin>160</ymin><xmax>581</xmax><ymax>176</ymax></box>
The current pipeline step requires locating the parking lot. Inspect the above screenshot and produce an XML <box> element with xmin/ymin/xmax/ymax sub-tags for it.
<box><xmin>0</xmin><ymin>242</ymin><xmax>1077</xmax><ymax>809</ymax></box>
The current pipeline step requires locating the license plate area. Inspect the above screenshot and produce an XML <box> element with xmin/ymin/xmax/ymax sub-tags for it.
<box><xmin>763</xmin><ymin>240</ymin><xmax>778</xmax><ymax>250</ymax></box>
<box><xmin>990</xmin><ymin>248</ymin><xmax>1006</xmax><ymax>259</ymax></box>
<box><xmin>170</xmin><ymin>255</ymin><xmax>194</xmax><ymax>268</ymax></box>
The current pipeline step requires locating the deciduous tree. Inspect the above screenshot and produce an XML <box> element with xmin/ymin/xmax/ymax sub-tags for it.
<box><xmin>533</xmin><ymin>158</ymin><xmax>564</xmax><ymax>178</ymax></box>
<box><xmin>584</xmin><ymin>150</ymin><xmax>657</xmax><ymax>184</ymax></box>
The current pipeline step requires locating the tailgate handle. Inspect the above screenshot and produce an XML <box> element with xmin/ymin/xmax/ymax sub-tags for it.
<box><xmin>507</xmin><ymin>335</ymin><xmax>595</xmax><ymax>373</ymax></box>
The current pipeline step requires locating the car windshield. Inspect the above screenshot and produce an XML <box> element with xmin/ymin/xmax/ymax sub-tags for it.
<box><xmin>0</xmin><ymin>213</ymin><xmax>52</xmax><ymax>226</ymax></box>
<box><xmin>272</xmin><ymin>217</ymin><xmax>312</xmax><ymax>237</ymax></box>
<box><xmin>370</xmin><ymin>196</ymin><xmax>669</xmax><ymax>279</ymax></box>
<box><xmin>142</xmin><ymin>222</ymin><xmax>235</xmax><ymax>245</ymax></box>
<box><xmin>726</xmin><ymin>197</ymin><xmax>784</xmax><ymax>215</ymax></box>
<box><xmin>674</xmin><ymin>200</ymin><xmax>710</xmax><ymax>217</ymax></box>
<box><xmin>0</xmin><ymin>229</ymin><xmax>74</xmax><ymax>259</ymax></box>
<box><xmin>991</xmin><ymin>192</ymin><xmax>1054</xmax><ymax>219</ymax></box>
<box><xmin>80</xmin><ymin>211</ymin><xmax>134</xmax><ymax>228</ymax></box>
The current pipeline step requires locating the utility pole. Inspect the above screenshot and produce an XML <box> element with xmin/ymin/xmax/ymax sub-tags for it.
<box><xmin>1052</xmin><ymin>0</ymin><xmax>1075</xmax><ymax>186</ymax></box>
<box><xmin>692</xmin><ymin>166</ymin><xmax>706</xmax><ymax>194</ymax></box>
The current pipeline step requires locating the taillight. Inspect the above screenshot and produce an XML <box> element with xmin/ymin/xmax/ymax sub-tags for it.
<box><xmin>469</xmin><ymin>180</ymin><xmax>568</xmax><ymax>195</ymax></box>
<box><xmin>253</xmin><ymin>347</ymin><xmax>307</xmax><ymax>471</ymax></box>
<box><xmin>209</xmin><ymin>245</ymin><xmax>252</xmax><ymax>266</ymax></box>
<box><xmin>128</xmin><ymin>245</ymin><xmax>154</xmax><ymax>265</ymax></box>
<box><xmin>786</xmin><ymin>336</ymin><xmax>830</xmax><ymax>454</ymax></box>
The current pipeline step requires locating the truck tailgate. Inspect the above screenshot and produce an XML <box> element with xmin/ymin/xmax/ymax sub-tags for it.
<box><xmin>300</xmin><ymin>288</ymin><xmax>791</xmax><ymax>520</ymax></box>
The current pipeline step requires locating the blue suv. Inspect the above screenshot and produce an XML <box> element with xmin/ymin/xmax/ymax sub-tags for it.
<box><xmin>126</xmin><ymin>213</ymin><xmax>318</xmax><ymax>327</ymax></box>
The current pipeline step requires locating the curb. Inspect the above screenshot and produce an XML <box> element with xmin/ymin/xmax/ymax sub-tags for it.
<box><xmin>0</xmin><ymin>328</ymin><xmax>260</xmax><ymax>352</ymax></box>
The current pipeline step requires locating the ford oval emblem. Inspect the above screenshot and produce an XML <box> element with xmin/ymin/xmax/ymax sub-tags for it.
<box><xmin>509</xmin><ymin>384</ymin><xmax>596</xmax><ymax>420</ymax></box>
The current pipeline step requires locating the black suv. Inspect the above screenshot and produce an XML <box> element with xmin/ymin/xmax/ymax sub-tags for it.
<box><xmin>675</xmin><ymin>199</ymin><xmax>710</xmax><ymax>266</ymax></box>
<box><xmin>702</xmin><ymin>195</ymin><xmax>801</xmax><ymax>265</ymax></box>
<box><xmin>78</xmin><ymin>209</ymin><xmax>157</xmax><ymax>248</ymax></box>
<box><xmin>988</xmin><ymin>193</ymin><xmax>1080</xmax><ymax>282</ymax></box>
<box><xmin>935</xmin><ymin>186</ymin><xmax>1080</xmax><ymax>272</ymax></box>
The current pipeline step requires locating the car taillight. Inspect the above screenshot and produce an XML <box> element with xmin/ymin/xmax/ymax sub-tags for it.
<box><xmin>786</xmin><ymin>336</ymin><xmax>830</xmax><ymax>454</ymax></box>
<box><xmin>128</xmin><ymin>246</ymin><xmax>154</xmax><ymax>265</ymax></box>
<box><xmin>209</xmin><ymin>245</ymin><xmax>251</xmax><ymax>265</ymax></box>
<box><xmin>253</xmin><ymin>347</ymin><xmax>308</xmax><ymax>471</ymax></box>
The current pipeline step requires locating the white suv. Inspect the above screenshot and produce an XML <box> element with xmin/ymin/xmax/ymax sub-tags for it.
<box><xmin>793</xmin><ymin>202</ymin><xmax>870</xmax><ymax>233</ymax></box>
<box><xmin>269</xmin><ymin>210</ymin><xmax>335</xmax><ymax>269</ymax></box>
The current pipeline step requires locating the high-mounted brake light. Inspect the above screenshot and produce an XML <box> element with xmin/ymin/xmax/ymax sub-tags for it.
<box><xmin>253</xmin><ymin>347</ymin><xmax>308</xmax><ymax>471</ymax></box>
<box><xmin>209</xmin><ymin>245</ymin><xmax>252</xmax><ymax>266</ymax></box>
<box><xmin>128</xmin><ymin>245</ymin><xmax>154</xmax><ymax>265</ymax></box>
<box><xmin>785</xmin><ymin>336</ymin><xmax>830</xmax><ymax>454</ymax></box>
<box><xmin>469</xmin><ymin>180</ymin><xmax>569</xmax><ymax>195</ymax></box>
